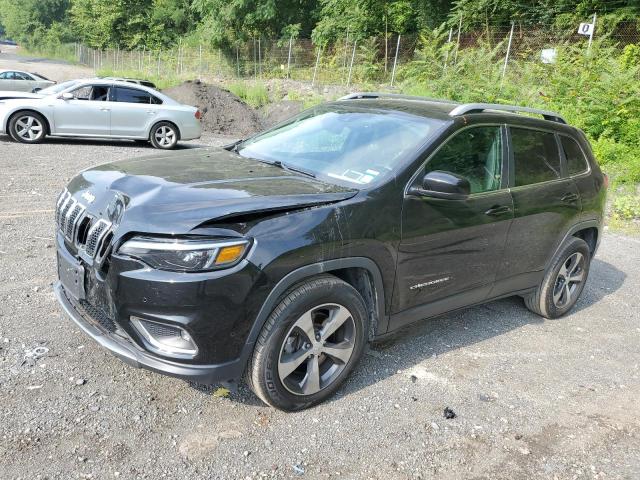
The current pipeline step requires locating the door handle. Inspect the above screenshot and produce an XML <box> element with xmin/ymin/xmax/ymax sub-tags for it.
<box><xmin>484</xmin><ymin>205</ymin><xmax>512</xmax><ymax>216</ymax></box>
<box><xmin>99</xmin><ymin>107</ymin><xmax>110</xmax><ymax>112</ymax></box>
<box><xmin>561</xmin><ymin>193</ymin><xmax>579</xmax><ymax>203</ymax></box>
<box><xmin>146</xmin><ymin>110</ymin><xmax>156</xmax><ymax>115</ymax></box>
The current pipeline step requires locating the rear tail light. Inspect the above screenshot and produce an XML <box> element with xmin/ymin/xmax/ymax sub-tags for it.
<box><xmin>195</xmin><ymin>109</ymin><xmax>202</xmax><ymax>120</ymax></box>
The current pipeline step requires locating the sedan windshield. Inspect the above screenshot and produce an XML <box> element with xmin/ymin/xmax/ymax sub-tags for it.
<box><xmin>39</xmin><ymin>80</ymin><xmax>79</xmax><ymax>95</ymax></box>
<box><xmin>237</xmin><ymin>105</ymin><xmax>444</xmax><ymax>187</ymax></box>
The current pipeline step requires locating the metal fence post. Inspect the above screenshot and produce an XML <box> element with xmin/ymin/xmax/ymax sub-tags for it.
<box><xmin>312</xmin><ymin>46</ymin><xmax>321</xmax><ymax>87</ymax></box>
<box><xmin>588</xmin><ymin>13</ymin><xmax>597</xmax><ymax>53</ymax></box>
<box><xmin>454</xmin><ymin>14</ymin><xmax>463</xmax><ymax>64</ymax></box>
<box><xmin>287</xmin><ymin>36</ymin><xmax>293</xmax><ymax>78</ymax></box>
<box><xmin>390</xmin><ymin>34</ymin><xmax>401</xmax><ymax>87</ymax></box>
<box><xmin>346</xmin><ymin>39</ymin><xmax>357</xmax><ymax>88</ymax></box>
<box><xmin>501</xmin><ymin>22</ymin><xmax>515</xmax><ymax>85</ymax></box>
<box><xmin>236</xmin><ymin>45</ymin><xmax>240</xmax><ymax>77</ymax></box>
<box><xmin>444</xmin><ymin>27</ymin><xmax>453</xmax><ymax>70</ymax></box>
<box><xmin>258</xmin><ymin>38</ymin><xmax>262</xmax><ymax>78</ymax></box>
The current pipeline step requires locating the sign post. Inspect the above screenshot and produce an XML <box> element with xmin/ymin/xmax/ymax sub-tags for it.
<box><xmin>578</xmin><ymin>14</ymin><xmax>597</xmax><ymax>53</ymax></box>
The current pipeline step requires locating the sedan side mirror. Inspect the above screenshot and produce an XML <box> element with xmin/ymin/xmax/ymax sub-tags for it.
<box><xmin>409</xmin><ymin>170</ymin><xmax>471</xmax><ymax>200</ymax></box>
<box><xmin>60</xmin><ymin>92</ymin><xmax>74</xmax><ymax>100</ymax></box>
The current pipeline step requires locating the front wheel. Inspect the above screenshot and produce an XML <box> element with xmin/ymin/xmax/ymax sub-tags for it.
<box><xmin>247</xmin><ymin>275</ymin><xmax>369</xmax><ymax>411</ymax></box>
<box><xmin>149</xmin><ymin>121</ymin><xmax>179</xmax><ymax>149</ymax></box>
<box><xmin>9</xmin><ymin>111</ymin><xmax>47</xmax><ymax>144</ymax></box>
<box><xmin>524</xmin><ymin>236</ymin><xmax>591</xmax><ymax>318</ymax></box>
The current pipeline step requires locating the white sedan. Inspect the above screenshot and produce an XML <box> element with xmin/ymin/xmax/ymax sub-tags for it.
<box><xmin>0</xmin><ymin>79</ymin><xmax>202</xmax><ymax>149</ymax></box>
<box><xmin>0</xmin><ymin>69</ymin><xmax>55</xmax><ymax>92</ymax></box>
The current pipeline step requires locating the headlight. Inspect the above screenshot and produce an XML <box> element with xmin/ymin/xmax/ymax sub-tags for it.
<box><xmin>118</xmin><ymin>236</ymin><xmax>250</xmax><ymax>272</ymax></box>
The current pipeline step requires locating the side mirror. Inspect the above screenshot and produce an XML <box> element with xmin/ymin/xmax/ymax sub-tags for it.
<box><xmin>60</xmin><ymin>92</ymin><xmax>74</xmax><ymax>100</ymax></box>
<box><xmin>409</xmin><ymin>170</ymin><xmax>471</xmax><ymax>200</ymax></box>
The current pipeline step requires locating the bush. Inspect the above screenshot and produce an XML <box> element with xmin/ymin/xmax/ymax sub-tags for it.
<box><xmin>611</xmin><ymin>194</ymin><xmax>640</xmax><ymax>221</ymax></box>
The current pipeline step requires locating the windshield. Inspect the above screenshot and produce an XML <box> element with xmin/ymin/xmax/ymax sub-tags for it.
<box><xmin>39</xmin><ymin>80</ymin><xmax>80</xmax><ymax>95</ymax></box>
<box><xmin>237</xmin><ymin>105</ymin><xmax>444</xmax><ymax>187</ymax></box>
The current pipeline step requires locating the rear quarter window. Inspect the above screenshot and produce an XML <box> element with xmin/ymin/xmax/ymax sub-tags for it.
<box><xmin>114</xmin><ymin>86</ymin><xmax>161</xmax><ymax>104</ymax></box>
<box><xmin>561</xmin><ymin>136</ymin><xmax>589</xmax><ymax>175</ymax></box>
<box><xmin>511</xmin><ymin>127</ymin><xmax>561</xmax><ymax>186</ymax></box>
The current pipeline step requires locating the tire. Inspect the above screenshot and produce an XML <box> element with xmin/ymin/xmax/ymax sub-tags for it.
<box><xmin>524</xmin><ymin>236</ymin><xmax>591</xmax><ymax>319</ymax></box>
<box><xmin>9</xmin><ymin>111</ymin><xmax>47</xmax><ymax>144</ymax></box>
<box><xmin>247</xmin><ymin>275</ymin><xmax>369</xmax><ymax>411</ymax></box>
<box><xmin>149</xmin><ymin>121</ymin><xmax>179</xmax><ymax>149</ymax></box>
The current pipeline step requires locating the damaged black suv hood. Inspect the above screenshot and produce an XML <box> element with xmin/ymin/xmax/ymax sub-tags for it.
<box><xmin>66</xmin><ymin>147</ymin><xmax>357</xmax><ymax>235</ymax></box>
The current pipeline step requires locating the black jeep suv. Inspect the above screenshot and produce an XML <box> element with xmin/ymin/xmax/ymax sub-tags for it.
<box><xmin>54</xmin><ymin>93</ymin><xmax>607</xmax><ymax>410</ymax></box>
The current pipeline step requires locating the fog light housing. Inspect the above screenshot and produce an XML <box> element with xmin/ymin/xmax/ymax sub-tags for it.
<box><xmin>131</xmin><ymin>316</ymin><xmax>198</xmax><ymax>358</ymax></box>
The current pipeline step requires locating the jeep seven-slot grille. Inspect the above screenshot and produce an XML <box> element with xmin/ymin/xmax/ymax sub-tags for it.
<box><xmin>55</xmin><ymin>189</ymin><xmax>112</xmax><ymax>261</ymax></box>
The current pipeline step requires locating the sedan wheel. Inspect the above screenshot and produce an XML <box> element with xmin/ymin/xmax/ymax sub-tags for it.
<box><xmin>9</xmin><ymin>112</ymin><xmax>47</xmax><ymax>144</ymax></box>
<box><xmin>150</xmin><ymin>122</ymin><xmax>178</xmax><ymax>149</ymax></box>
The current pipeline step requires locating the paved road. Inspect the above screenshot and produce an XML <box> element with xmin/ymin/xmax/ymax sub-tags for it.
<box><xmin>1</xmin><ymin>133</ymin><xmax>639</xmax><ymax>480</ymax></box>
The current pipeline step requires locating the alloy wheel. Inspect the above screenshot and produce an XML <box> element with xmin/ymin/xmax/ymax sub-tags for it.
<box><xmin>552</xmin><ymin>252</ymin><xmax>586</xmax><ymax>308</ymax></box>
<box><xmin>278</xmin><ymin>303</ymin><xmax>356</xmax><ymax>396</ymax></box>
<box><xmin>154</xmin><ymin>126</ymin><xmax>176</xmax><ymax>147</ymax></box>
<box><xmin>15</xmin><ymin>115</ymin><xmax>44</xmax><ymax>141</ymax></box>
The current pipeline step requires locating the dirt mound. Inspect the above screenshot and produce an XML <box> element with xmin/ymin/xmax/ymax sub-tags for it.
<box><xmin>163</xmin><ymin>81</ymin><xmax>264</xmax><ymax>137</ymax></box>
<box><xmin>260</xmin><ymin>100</ymin><xmax>304</xmax><ymax>128</ymax></box>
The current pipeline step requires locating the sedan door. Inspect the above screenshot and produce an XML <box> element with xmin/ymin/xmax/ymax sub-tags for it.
<box><xmin>0</xmin><ymin>71</ymin><xmax>18</xmax><ymax>91</ymax></box>
<box><xmin>109</xmin><ymin>86</ymin><xmax>160</xmax><ymax>138</ymax></box>
<box><xmin>392</xmin><ymin>125</ymin><xmax>513</xmax><ymax>329</ymax></box>
<box><xmin>13</xmin><ymin>72</ymin><xmax>37</xmax><ymax>92</ymax></box>
<box><xmin>52</xmin><ymin>84</ymin><xmax>112</xmax><ymax>136</ymax></box>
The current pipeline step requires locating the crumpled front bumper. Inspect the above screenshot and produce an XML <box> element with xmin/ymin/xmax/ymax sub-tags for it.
<box><xmin>54</xmin><ymin>281</ymin><xmax>244</xmax><ymax>384</ymax></box>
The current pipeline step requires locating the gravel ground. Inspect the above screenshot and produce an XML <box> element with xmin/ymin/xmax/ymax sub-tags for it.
<box><xmin>1</xmin><ymin>132</ymin><xmax>639</xmax><ymax>480</ymax></box>
<box><xmin>1</xmin><ymin>52</ymin><xmax>640</xmax><ymax>480</ymax></box>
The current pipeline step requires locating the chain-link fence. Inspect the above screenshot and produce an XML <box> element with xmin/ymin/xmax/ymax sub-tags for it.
<box><xmin>74</xmin><ymin>21</ymin><xmax>639</xmax><ymax>87</ymax></box>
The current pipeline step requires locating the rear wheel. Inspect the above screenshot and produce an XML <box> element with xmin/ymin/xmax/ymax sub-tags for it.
<box><xmin>9</xmin><ymin>111</ymin><xmax>47</xmax><ymax>144</ymax></box>
<box><xmin>149</xmin><ymin>121</ymin><xmax>179</xmax><ymax>149</ymax></box>
<box><xmin>247</xmin><ymin>275</ymin><xmax>368</xmax><ymax>411</ymax></box>
<box><xmin>524</xmin><ymin>237</ymin><xmax>591</xmax><ymax>318</ymax></box>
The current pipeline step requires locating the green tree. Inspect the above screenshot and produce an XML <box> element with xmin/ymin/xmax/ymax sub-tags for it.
<box><xmin>192</xmin><ymin>0</ymin><xmax>319</xmax><ymax>46</ymax></box>
<box><xmin>0</xmin><ymin>0</ymin><xmax>72</xmax><ymax>45</ymax></box>
<box><xmin>312</xmin><ymin>0</ymin><xmax>452</xmax><ymax>43</ymax></box>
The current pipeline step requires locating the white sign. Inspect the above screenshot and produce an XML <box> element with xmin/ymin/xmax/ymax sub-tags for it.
<box><xmin>578</xmin><ymin>23</ymin><xmax>594</xmax><ymax>36</ymax></box>
<box><xmin>541</xmin><ymin>48</ymin><xmax>557</xmax><ymax>64</ymax></box>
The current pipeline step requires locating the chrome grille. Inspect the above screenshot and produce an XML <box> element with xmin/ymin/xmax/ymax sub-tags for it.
<box><xmin>55</xmin><ymin>188</ymin><xmax>113</xmax><ymax>261</ymax></box>
<box><xmin>85</xmin><ymin>219</ymin><xmax>110</xmax><ymax>257</ymax></box>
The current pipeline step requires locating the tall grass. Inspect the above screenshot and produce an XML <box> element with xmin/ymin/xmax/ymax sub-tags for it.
<box><xmin>227</xmin><ymin>82</ymin><xmax>270</xmax><ymax>107</ymax></box>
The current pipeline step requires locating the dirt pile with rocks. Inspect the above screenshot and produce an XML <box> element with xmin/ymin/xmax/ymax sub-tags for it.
<box><xmin>163</xmin><ymin>81</ymin><xmax>265</xmax><ymax>137</ymax></box>
<box><xmin>260</xmin><ymin>100</ymin><xmax>304</xmax><ymax>128</ymax></box>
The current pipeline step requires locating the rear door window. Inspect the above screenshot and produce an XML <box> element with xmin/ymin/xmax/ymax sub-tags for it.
<box><xmin>560</xmin><ymin>136</ymin><xmax>589</xmax><ymax>175</ymax></box>
<box><xmin>510</xmin><ymin>128</ymin><xmax>561</xmax><ymax>186</ymax></box>
<box><xmin>113</xmin><ymin>87</ymin><xmax>160</xmax><ymax>104</ymax></box>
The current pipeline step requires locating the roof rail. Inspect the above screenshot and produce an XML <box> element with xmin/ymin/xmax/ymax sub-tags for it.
<box><xmin>339</xmin><ymin>92</ymin><xmax>458</xmax><ymax>106</ymax></box>
<box><xmin>449</xmin><ymin>103</ymin><xmax>566</xmax><ymax>124</ymax></box>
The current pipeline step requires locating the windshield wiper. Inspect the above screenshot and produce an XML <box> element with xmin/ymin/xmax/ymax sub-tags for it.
<box><xmin>225</xmin><ymin>139</ymin><xmax>244</xmax><ymax>152</ymax></box>
<box><xmin>271</xmin><ymin>160</ymin><xmax>316</xmax><ymax>178</ymax></box>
